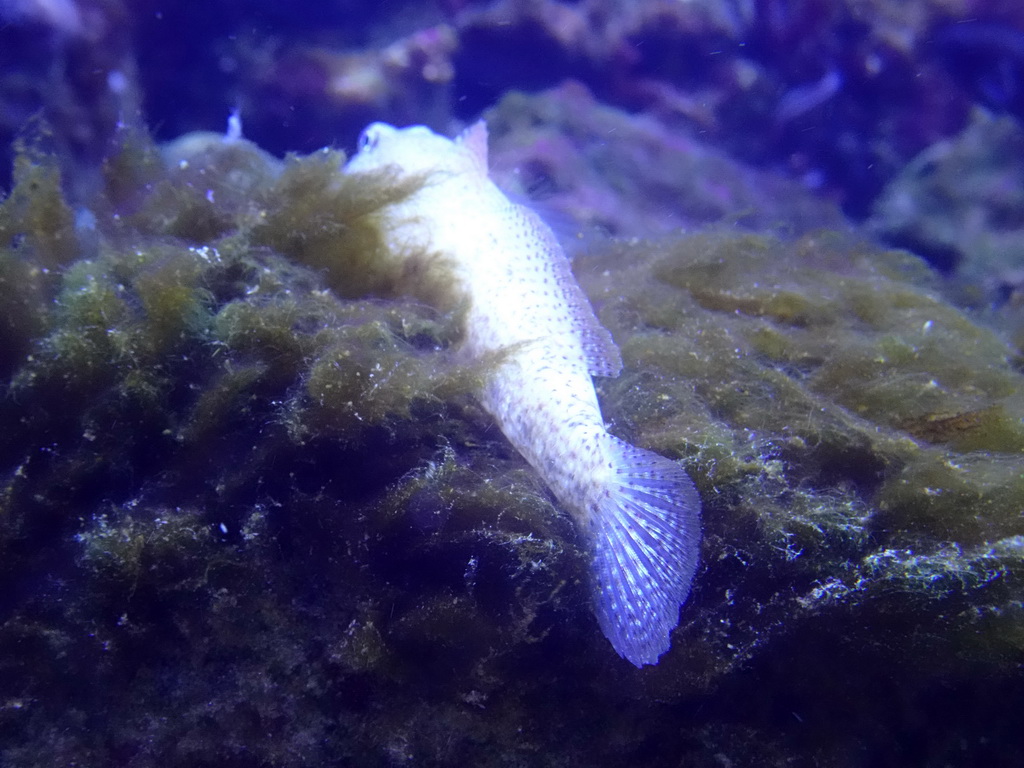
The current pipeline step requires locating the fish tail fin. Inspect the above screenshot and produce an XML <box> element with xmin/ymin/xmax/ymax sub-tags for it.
<box><xmin>587</xmin><ymin>435</ymin><xmax>702</xmax><ymax>667</ymax></box>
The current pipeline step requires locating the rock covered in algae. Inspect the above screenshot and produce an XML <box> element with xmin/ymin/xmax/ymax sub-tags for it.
<box><xmin>869</xmin><ymin>110</ymin><xmax>1024</xmax><ymax>282</ymax></box>
<box><xmin>869</xmin><ymin>110</ymin><xmax>1024</xmax><ymax>351</ymax></box>
<box><xmin>485</xmin><ymin>82</ymin><xmax>848</xmax><ymax>239</ymax></box>
<box><xmin>0</xmin><ymin>124</ymin><xmax>1022</xmax><ymax>767</ymax></box>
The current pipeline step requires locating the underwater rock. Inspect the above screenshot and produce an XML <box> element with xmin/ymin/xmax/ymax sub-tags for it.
<box><xmin>451</xmin><ymin>0</ymin><xmax>982</xmax><ymax>217</ymax></box>
<box><xmin>1</xmin><ymin>0</ymin><xmax>1008</xmax><ymax>223</ymax></box>
<box><xmin>1</xmin><ymin>125</ymin><xmax>1022</xmax><ymax>766</ymax></box>
<box><xmin>928</xmin><ymin>18</ymin><xmax>1024</xmax><ymax>120</ymax></box>
<box><xmin>236</xmin><ymin>23</ymin><xmax>459</xmax><ymax>157</ymax></box>
<box><xmin>869</xmin><ymin>109</ymin><xmax>1024</xmax><ymax>347</ymax></box>
<box><xmin>485</xmin><ymin>82</ymin><xmax>848</xmax><ymax>238</ymax></box>
<box><xmin>0</xmin><ymin>0</ymin><xmax>140</xmax><ymax>195</ymax></box>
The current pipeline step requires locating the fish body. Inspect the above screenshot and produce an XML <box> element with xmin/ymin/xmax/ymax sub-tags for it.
<box><xmin>343</xmin><ymin>121</ymin><xmax>701</xmax><ymax>666</ymax></box>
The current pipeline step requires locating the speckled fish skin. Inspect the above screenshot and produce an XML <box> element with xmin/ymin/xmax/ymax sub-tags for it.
<box><xmin>343</xmin><ymin>121</ymin><xmax>702</xmax><ymax>666</ymax></box>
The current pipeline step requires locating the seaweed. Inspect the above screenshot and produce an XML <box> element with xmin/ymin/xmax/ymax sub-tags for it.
<box><xmin>0</xmin><ymin>124</ymin><xmax>1021</xmax><ymax>767</ymax></box>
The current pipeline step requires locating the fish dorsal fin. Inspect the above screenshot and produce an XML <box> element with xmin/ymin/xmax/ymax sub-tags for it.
<box><xmin>516</xmin><ymin>203</ymin><xmax>623</xmax><ymax>378</ymax></box>
<box><xmin>456</xmin><ymin>120</ymin><xmax>489</xmax><ymax>175</ymax></box>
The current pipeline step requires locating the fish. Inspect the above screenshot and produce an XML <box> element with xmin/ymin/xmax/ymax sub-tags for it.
<box><xmin>342</xmin><ymin>120</ymin><xmax>702</xmax><ymax>666</ymax></box>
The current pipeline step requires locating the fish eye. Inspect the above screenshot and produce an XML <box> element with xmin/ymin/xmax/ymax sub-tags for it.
<box><xmin>357</xmin><ymin>128</ymin><xmax>379</xmax><ymax>151</ymax></box>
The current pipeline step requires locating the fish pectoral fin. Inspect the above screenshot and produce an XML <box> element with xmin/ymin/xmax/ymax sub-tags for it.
<box><xmin>588</xmin><ymin>436</ymin><xmax>702</xmax><ymax>667</ymax></box>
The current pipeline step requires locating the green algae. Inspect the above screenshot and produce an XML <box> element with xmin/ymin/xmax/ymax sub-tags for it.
<box><xmin>1</xmin><ymin>125</ymin><xmax>1022</xmax><ymax>767</ymax></box>
<box><xmin>0</xmin><ymin>133</ymin><xmax>79</xmax><ymax>272</ymax></box>
<box><xmin>250</xmin><ymin>148</ymin><xmax>434</xmax><ymax>301</ymax></box>
<box><xmin>575</xmin><ymin>229</ymin><xmax>1024</xmax><ymax>712</ymax></box>
<box><xmin>0</xmin><ymin>247</ymin><xmax>47</xmax><ymax>381</ymax></box>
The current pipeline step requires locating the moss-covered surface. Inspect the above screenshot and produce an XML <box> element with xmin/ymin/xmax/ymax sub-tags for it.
<box><xmin>1</xmin><ymin>127</ymin><xmax>1022</xmax><ymax>767</ymax></box>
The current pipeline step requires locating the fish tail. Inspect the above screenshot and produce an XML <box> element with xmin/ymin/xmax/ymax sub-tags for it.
<box><xmin>587</xmin><ymin>435</ymin><xmax>702</xmax><ymax>667</ymax></box>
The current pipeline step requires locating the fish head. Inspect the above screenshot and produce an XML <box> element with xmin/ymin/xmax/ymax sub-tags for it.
<box><xmin>344</xmin><ymin>122</ymin><xmax>487</xmax><ymax>180</ymax></box>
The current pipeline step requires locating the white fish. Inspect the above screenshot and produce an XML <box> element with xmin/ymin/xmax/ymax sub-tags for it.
<box><xmin>343</xmin><ymin>121</ymin><xmax>701</xmax><ymax>666</ymax></box>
